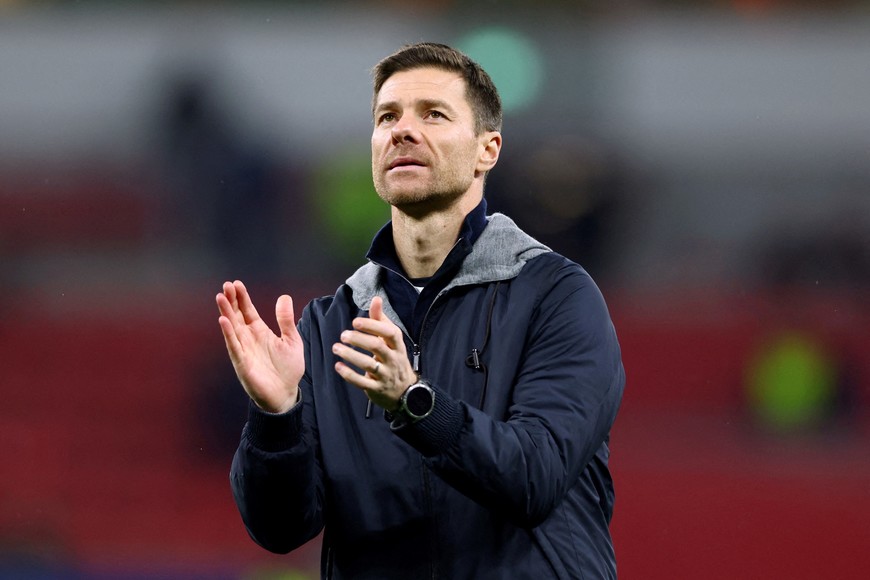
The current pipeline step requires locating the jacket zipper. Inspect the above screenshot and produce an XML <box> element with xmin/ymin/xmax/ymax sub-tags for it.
<box><xmin>411</xmin><ymin>342</ymin><xmax>421</xmax><ymax>373</ymax></box>
<box><xmin>391</xmin><ymin>278</ymin><xmax>443</xmax><ymax>578</ymax></box>
<box><xmin>362</xmin><ymin>299</ymin><xmax>425</xmax><ymax>419</ymax></box>
<box><xmin>410</xmin><ymin>298</ymin><xmax>441</xmax><ymax>579</ymax></box>
<box><xmin>405</xmin><ymin>286</ymin><xmax>447</xmax><ymax>376</ymax></box>
<box><xmin>364</xmin><ymin>238</ymin><xmax>462</xmax><ymax>417</ymax></box>
<box><xmin>362</xmin><ymin>286</ymin><xmax>427</xmax><ymax>418</ymax></box>
<box><xmin>373</xmin><ymin>262</ymin><xmax>448</xmax><ymax>377</ymax></box>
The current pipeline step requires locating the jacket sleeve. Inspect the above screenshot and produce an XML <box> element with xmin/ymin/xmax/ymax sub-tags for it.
<box><xmin>229</xmin><ymin>314</ymin><xmax>324</xmax><ymax>553</ymax></box>
<box><xmin>391</xmin><ymin>262</ymin><xmax>625</xmax><ymax>528</ymax></box>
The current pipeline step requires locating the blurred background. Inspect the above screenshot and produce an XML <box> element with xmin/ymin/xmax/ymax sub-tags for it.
<box><xmin>2</xmin><ymin>1</ymin><xmax>869</xmax><ymax>578</ymax></box>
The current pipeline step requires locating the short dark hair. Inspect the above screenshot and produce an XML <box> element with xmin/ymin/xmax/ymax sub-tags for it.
<box><xmin>372</xmin><ymin>42</ymin><xmax>503</xmax><ymax>134</ymax></box>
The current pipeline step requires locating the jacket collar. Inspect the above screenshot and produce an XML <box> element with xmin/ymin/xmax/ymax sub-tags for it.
<box><xmin>346</xmin><ymin>205</ymin><xmax>550</xmax><ymax>331</ymax></box>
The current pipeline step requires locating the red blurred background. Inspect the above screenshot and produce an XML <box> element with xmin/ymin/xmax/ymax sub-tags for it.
<box><xmin>2</xmin><ymin>2</ymin><xmax>868</xmax><ymax>578</ymax></box>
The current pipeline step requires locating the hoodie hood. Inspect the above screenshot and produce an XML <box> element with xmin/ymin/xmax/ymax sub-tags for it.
<box><xmin>346</xmin><ymin>213</ymin><xmax>550</xmax><ymax>316</ymax></box>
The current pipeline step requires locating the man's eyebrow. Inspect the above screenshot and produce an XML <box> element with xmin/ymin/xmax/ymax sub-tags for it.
<box><xmin>373</xmin><ymin>98</ymin><xmax>458</xmax><ymax>116</ymax></box>
<box><xmin>417</xmin><ymin>98</ymin><xmax>457</xmax><ymax>115</ymax></box>
<box><xmin>373</xmin><ymin>100</ymin><xmax>400</xmax><ymax>116</ymax></box>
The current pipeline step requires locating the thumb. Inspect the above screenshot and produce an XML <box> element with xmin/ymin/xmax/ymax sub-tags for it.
<box><xmin>369</xmin><ymin>296</ymin><xmax>385</xmax><ymax>321</ymax></box>
<box><xmin>276</xmin><ymin>294</ymin><xmax>297</xmax><ymax>338</ymax></box>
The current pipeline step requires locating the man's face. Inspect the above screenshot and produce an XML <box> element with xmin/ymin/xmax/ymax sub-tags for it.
<box><xmin>371</xmin><ymin>67</ymin><xmax>491</xmax><ymax>211</ymax></box>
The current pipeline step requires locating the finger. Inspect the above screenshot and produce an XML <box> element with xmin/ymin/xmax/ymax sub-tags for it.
<box><xmin>339</xmin><ymin>329</ymin><xmax>386</xmax><ymax>358</ymax></box>
<box><xmin>217</xmin><ymin>291</ymin><xmax>249</xmax><ymax>340</ymax></box>
<box><xmin>223</xmin><ymin>281</ymin><xmax>239</xmax><ymax>312</ymax></box>
<box><xmin>218</xmin><ymin>315</ymin><xmax>244</xmax><ymax>367</ymax></box>
<box><xmin>370</xmin><ymin>296</ymin><xmax>385</xmax><ymax>321</ymax></box>
<box><xmin>354</xmin><ymin>297</ymin><xmax>393</xmax><ymax>335</ymax></box>
<box><xmin>216</xmin><ymin>291</ymin><xmax>237</xmax><ymax>319</ymax></box>
<box><xmin>333</xmin><ymin>341</ymin><xmax>380</xmax><ymax>374</ymax></box>
<box><xmin>352</xmin><ymin>316</ymin><xmax>404</xmax><ymax>352</ymax></box>
<box><xmin>276</xmin><ymin>294</ymin><xmax>297</xmax><ymax>340</ymax></box>
<box><xmin>364</xmin><ymin>296</ymin><xmax>402</xmax><ymax>343</ymax></box>
<box><xmin>233</xmin><ymin>280</ymin><xmax>262</xmax><ymax>324</ymax></box>
<box><xmin>334</xmin><ymin>361</ymin><xmax>379</xmax><ymax>390</ymax></box>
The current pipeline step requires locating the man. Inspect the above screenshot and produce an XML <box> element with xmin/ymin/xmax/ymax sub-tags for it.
<box><xmin>216</xmin><ymin>42</ymin><xmax>625</xmax><ymax>579</ymax></box>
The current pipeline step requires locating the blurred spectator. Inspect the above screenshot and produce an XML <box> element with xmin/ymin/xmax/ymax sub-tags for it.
<box><xmin>156</xmin><ymin>71</ymin><xmax>287</xmax><ymax>289</ymax></box>
<box><xmin>755</xmin><ymin>208</ymin><xmax>870</xmax><ymax>291</ymax></box>
<box><xmin>745</xmin><ymin>200</ymin><xmax>868</xmax><ymax>434</ymax></box>
<box><xmin>156</xmin><ymin>71</ymin><xmax>301</xmax><ymax>460</ymax></box>
<box><xmin>487</xmin><ymin>136</ymin><xmax>627</xmax><ymax>283</ymax></box>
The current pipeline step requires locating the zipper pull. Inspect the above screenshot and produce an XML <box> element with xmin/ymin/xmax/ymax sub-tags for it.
<box><xmin>412</xmin><ymin>344</ymin><xmax>421</xmax><ymax>373</ymax></box>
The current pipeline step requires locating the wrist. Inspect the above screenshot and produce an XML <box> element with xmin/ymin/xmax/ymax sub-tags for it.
<box><xmin>387</xmin><ymin>379</ymin><xmax>435</xmax><ymax>424</ymax></box>
<box><xmin>255</xmin><ymin>388</ymin><xmax>301</xmax><ymax>415</ymax></box>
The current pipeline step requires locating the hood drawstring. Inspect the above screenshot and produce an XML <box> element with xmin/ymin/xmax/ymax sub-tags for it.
<box><xmin>466</xmin><ymin>281</ymin><xmax>501</xmax><ymax>409</ymax></box>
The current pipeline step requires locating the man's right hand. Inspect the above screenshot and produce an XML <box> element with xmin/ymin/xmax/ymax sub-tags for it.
<box><xmin>216</xmin><ymin>280</ymin><xmax>304</xmax><ymax>414</ymax></box>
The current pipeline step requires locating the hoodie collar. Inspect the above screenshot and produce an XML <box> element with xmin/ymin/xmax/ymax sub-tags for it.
<box><xmin>346</xmin><ymin>206</ymin><xmax>551</xmax><ymax>334</ymax></box>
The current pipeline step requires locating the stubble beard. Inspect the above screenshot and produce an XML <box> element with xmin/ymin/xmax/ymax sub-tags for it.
<box><xmin>374</xmin><ymin>175</ymin><xmax>469</xmax><ymax>214</ymax></box>
<box><xmin>373</xmin><ymin>154</ymin><xmax>477</xmax><ymax>215</ymax></box>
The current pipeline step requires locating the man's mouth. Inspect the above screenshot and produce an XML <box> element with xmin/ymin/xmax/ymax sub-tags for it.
<box><xmin>388</xmin><ymin>157</ymin><xmax>426</xmax><ymax>170</ymax></box>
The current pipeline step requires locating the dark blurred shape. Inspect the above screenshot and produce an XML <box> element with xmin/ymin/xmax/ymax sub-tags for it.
<box><xmin>745</xmin><ymin>202</ymin><xmax>868</xmax><ymax>434</ymax></box>
<box><xmin>156</xmin><ymin>70</ymin><xmax>314</xmax><ymax>467</ymax></box>
<box><xmin>158</xmin><ymin>71</ymin><xmax>287</xmax><ymax>288</ymax></box>
<box><xmin>193</xmin><ymin>351</ymin><xmax>252</xmax><ymax>461</ymax></box>
<box><xmin>487</xmin><ymin>136</ymin><xmax>627</xmax><ymax>282</ymax></box>
<box><xmin>757</xmin><ymin>225</ymin><xmax>870</xmax><ymax>290</ymax></box>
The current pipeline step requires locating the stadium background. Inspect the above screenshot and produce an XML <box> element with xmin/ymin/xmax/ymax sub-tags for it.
<box><xmin>1</xmin><ymin>1</ymin><xmax>868</xmax><ymax>578</ymax></box>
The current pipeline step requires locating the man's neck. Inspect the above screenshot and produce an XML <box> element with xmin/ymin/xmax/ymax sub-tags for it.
<box><xmin>391</xmin><ymin>194</ymin><xmax>481</xmax><ymax>279</ymax></box>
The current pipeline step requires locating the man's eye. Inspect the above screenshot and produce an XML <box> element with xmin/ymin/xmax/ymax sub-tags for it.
<box><xmin>378</xmin><ymin>113</ymin><xmax>396</xmax><ymax>124</ymax></box>
<box><xmin>428</xmin><ymin>110</ymin><xmax>444</xmax><ymax>119</ymax></box>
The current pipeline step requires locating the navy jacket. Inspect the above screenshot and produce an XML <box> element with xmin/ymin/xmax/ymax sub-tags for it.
<box><xmin>231</xmin><ymin>211</ymin><xmax>625</xmax><ymax>579</ymax></box>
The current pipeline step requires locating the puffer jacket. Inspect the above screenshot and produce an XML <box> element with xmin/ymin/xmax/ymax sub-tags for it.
<box><xmin>231</xmin><ymin>212</ymin><xmax>625</xmax><ymax>579</ymax></box>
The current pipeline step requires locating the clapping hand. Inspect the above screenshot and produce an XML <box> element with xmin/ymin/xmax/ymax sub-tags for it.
<box><xmin>216</xmin><ymin>280</ymin><xmax>304</xmax><ymax>414</ymax></box>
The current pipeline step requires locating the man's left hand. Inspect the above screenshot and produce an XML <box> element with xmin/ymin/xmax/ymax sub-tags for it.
<box><xmin>333</xmin><ymin>296</ymin><xmax>417</xmax><ymax>411</ymax></box>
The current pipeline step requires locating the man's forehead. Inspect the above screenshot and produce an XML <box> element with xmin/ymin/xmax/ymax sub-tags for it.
<box><xmin>375</xmin><ymin>68</ymin><xmax>467</xmax><ymax>106</ymax></box>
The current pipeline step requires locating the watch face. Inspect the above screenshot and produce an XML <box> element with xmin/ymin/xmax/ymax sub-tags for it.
<box><xmin>406</xmin><ymin>384</ymin><xmax>433</xmax><ymax>417</ymax></box>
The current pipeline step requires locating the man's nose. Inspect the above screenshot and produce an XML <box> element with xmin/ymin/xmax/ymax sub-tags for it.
<box><xmin>391</xmin><ymin>116</ymin><xmax>420</xmax><ymax>144</ymax></box>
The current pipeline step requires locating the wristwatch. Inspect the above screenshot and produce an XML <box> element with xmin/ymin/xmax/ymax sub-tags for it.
<box><xmin>394</xmin><ymin>380</ymin><xmax>435</xmax><ymax>423</ymax></box>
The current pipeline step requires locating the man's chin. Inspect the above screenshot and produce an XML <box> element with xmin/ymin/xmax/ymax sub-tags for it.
<box><xmin>375</xmin><ymin>184</ymin><xmax>429</xmax><ymax>206</ymax></box>
<box><xmin>380</xmin><ymin>192</ymin><xmax>422</xmax><ymax>205</ymax></box>
<box><xmin>378</xmin><ymin>190</ymin><xmax>465</xmax><ymax>216</ymax></box>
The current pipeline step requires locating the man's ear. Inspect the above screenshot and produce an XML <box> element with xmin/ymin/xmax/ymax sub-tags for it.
<box><xmin>476</xmin><ymin>131</ymin><xmax>502</xmax><ymax>173</ymax></box>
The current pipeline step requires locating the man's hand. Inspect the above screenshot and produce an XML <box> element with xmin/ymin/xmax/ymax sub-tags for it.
<box><xmin>216</xmin><ymin>280</ymin><xmax>304</xmax><ymax>414</ymax></box>
<box><xmin>333</xmin><ymin>296</ymin><xmax>417</xmax><ymax>411</ymax></box>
